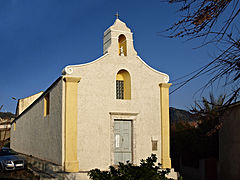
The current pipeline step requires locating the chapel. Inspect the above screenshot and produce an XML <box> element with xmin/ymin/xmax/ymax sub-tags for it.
<box><xmin>11</xmin><ymin>16</ymin><xmax>173</xmax><ymax>179</ymax></box>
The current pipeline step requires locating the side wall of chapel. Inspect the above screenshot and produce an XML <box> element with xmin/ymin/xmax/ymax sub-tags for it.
<box><xmin>11</xmin><ymin>79</ymin><xmax>63</xmax><ymax>165</ymax></box>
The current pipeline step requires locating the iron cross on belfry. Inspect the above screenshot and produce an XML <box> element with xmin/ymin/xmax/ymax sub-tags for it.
<box><xmin>115</xmin><ymin>12</ymin><xmax>119</xmax><ymax>19</ymax></box>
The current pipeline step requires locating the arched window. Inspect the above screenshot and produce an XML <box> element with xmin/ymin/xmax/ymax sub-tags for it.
<box><xmin>118</xmin><ymin>35</ymin><xmax>127</xmax><ymax>56</ymax></box>
<box><xmin>116</xmin><ymin>70</ymin><xmax>131</xmax><ymax>99</ymax></box>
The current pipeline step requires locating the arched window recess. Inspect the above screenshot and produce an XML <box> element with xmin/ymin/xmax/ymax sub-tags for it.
<box><xmin>116</xmin><ymin>70</ymin><xmax>131</xmax><ymax>100</ymax></box>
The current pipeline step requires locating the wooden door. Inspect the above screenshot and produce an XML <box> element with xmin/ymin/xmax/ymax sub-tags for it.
<box><xmin>114</xmin><ymin>120</ymin><xmax>132</xmax><ymax>164</ymax></box>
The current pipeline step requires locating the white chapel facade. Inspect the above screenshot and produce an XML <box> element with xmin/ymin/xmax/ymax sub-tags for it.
<box><xmin>11</xmin><ymin>17</ymin><xmax>172</xmax><ymax>176</ymax></box>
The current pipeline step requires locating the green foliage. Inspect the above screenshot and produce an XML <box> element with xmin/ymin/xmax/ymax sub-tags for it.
<box><xmin>191</xmin><ymin>93</ymin><xmax>225</xmax><ymax>135</ymax></box>
<box><xmin>3</xmin><ymin>141</ymin><xmax>10</xmax><ymax>148</ymax></box>
<box><xmin>178</xmin><ymin>176</ymin><xmax>183</xmax><ymax>180</ymax></box>
<box><xmin>170</xmin><ymin>94</ymin><xmax>225</xmax><ymax>169</ymax></box>
<box><xmin>88</xmin><ymin>154</ymin><xmax>172</xmax><ymax>180</ymax></box>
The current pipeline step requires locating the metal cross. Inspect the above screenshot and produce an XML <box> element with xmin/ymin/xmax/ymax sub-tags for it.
<box><xmin>115</xmin><ymin>12</ymin><xmax>119</xmax><ymax>19</ymax></box>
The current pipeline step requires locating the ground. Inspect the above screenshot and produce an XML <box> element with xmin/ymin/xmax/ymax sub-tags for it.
<box><xmin>0</xmin><ymin>169</ymin><xmax>38</xmax><ymax>179</ymax></box>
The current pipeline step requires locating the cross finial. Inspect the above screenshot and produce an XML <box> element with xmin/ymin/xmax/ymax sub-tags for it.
<box><xmin>115</xmin><ymin>12</ymin><xmax>119</xmax><ymax>19</ymax></box>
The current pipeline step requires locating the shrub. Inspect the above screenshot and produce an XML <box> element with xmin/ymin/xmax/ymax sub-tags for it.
<box><xmin>88</xmin><ymin>154</ymin><xmax>172</xmax><ymax>180</ymax></box>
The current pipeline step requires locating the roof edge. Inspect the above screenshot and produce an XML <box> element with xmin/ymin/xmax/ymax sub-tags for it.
<box><xmin>136</xmin><ymin>56</ymin><xmax>170</xmax><ymax>83</ymax></box>
<box><xmin>11</xmin><ymin>77</ymin><xmax>62</xmax><ymax>124</ymax></box>
<box><xmin>62</xmin><ymin>53</ymin><xmax>109</xmax><ymax>75</ymax></box>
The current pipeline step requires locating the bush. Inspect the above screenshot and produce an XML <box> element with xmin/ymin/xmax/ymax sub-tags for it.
<box><xmin>88</xmin><ymin>154</ymin><xmax>172</xmax><ymax>180</ymax></box>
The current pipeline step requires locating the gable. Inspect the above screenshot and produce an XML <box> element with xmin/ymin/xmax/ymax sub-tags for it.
<box><xmin>62</xmin><ymin>18</ymin><xmax>169</xmax><ymax>84</ymax></box>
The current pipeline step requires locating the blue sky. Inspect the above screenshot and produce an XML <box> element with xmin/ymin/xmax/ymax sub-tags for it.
<box><xmin>0</xmin><ymin>0</ymin><xmax>220</xmax><ymax>113</ymax></box>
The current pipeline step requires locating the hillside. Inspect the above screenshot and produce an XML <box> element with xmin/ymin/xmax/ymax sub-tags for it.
<box><xmin>0</xmin><ymin>112</ymin><xmax>15</xmax><ymax>120</ymax></box>
<box><xmin>0</xmin><ymin>108</ymin><xmax>191</xmax><ymax>122</ymax></box>
<box><xmin>169</xmin><ymin>107</ymin><xmax>195</xmax><ymax>123</ymax></box>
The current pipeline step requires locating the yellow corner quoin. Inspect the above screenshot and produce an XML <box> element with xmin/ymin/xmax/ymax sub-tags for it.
<box><xmin>159</xmin><ymin>83</ymin><xmax>172</xmax><ymax>169</ymax></box>
<box><xmin>63</xmin><ymin>76</ymin><xmax>81</xmax><ymax>172</ymax></box>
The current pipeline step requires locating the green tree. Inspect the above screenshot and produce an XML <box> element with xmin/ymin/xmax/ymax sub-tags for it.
<box><xmin>190</xmin><ymin>93</ymin><xmax>226</xmax><ymax>135</ymax></box>
<box><xmin>170</xmin><ymin>94</ymin><xmax>225</xmax><ymax>169</ymax></box>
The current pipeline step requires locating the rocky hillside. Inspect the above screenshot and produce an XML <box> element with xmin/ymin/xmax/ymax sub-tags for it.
<box><xmin>169</xmin><ymin>107</ymin><xmax>195</xmax><ymax>123</ymax></box>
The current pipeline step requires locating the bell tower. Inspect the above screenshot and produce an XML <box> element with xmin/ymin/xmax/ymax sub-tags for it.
<box><xmin>103</xmin><ymin>14</ymin><xmax>137</xmax><ymax>56</ymax></box>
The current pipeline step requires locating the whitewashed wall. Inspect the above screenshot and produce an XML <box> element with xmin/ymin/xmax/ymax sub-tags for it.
<box><xmin>11</xmin><ymin>79</ymin><xmax>63</xmax><ymax>165</ymax></box>
<box><xmin>63</xmin><ymin>19</ymin><xmax>169</xmax><ymax>171</ymax></box>
<box><xmin>67</xmin><ymin>54</ymin><xmax>166</xmax><ymax>171</ymax></box>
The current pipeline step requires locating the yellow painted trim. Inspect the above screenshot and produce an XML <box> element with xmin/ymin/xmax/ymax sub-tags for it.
<box><xmin>116</xmin><ymin>70</ymin><xmax>131</xmax><ymax>99</ymax></box>
<box><xmin>14</xmin><ymin>122</ymin><xmax>16</xmax><ymax>131</ymax></box>
<box><xmin>44</xmin><ymin>93</ymin><xmax>50</xmax><ymax>117</ymax></box>
<box><xmin>116</xmin><ymin>73</ymin><xmax>124</xmax><ymax>81</ymax></box>
<box><xmin>159</xmin><ymin>83</ymin><xmax>171</xmax><ymax>88</ymax></box>
<box><xmin>64</xmin><ymin>77</ymin><xmax>81</xmax><ymax>83</ymax></box>
<box><xmin>159</xmin><ymin>83</ymin><xmax>172</xmax><ymax>168</ymax></box>
<box><xmin>63</xmin><ymin>77</ymin><xmax>81</xmax><ymax>172</ymax></box>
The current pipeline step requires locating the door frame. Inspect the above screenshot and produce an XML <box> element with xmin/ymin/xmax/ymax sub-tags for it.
<box><xmin>109</xmin><ymin>112</ymin><xmax>138</xmax><ymax>165</ymax></box>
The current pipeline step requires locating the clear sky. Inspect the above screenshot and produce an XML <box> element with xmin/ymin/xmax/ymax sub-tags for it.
<box><xmin>0</xmin><ymin>0</ymin><xmax>219</xmax><ymax>113</ymax></box>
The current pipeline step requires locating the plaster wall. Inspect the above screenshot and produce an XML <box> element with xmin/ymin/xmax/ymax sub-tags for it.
<box><xmin>62</xmin><ymin>18</ymin><xmax>170</xmax><ymax>171</ymax></box>
<box><xmin>219</xmin><ymin>103</ymin><xmax>240</xmax><ymax>180</ymax></box>
<box><xmin>17</xmin><ymin>91</ymin><xmax>43</xmax><ymax>116</ymax></box>
<box><xmin>65</xmin><ymin>48</ymin><xmax>168</xmax><ymax>171</ymax></box>
<box><xmin>10</xmin><ymin>79</ymin><xmax>63</xmax><ymax>165</ymax></box>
